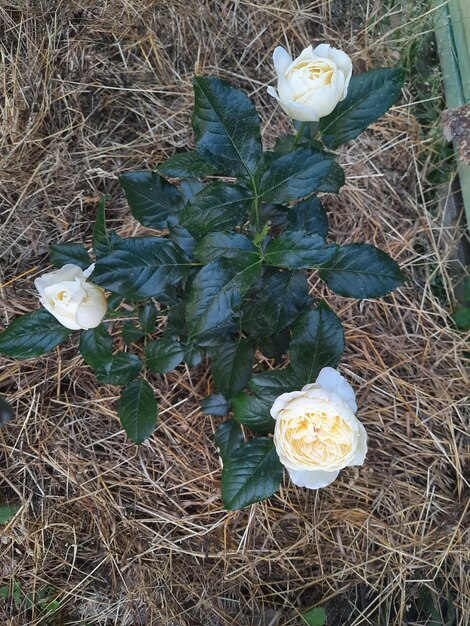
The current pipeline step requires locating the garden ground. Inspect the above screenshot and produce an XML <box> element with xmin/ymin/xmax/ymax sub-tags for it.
<box><xmin>0</xmin><ymin>1</ymin><xmax>468</xmax><ymax>624</ymax></box>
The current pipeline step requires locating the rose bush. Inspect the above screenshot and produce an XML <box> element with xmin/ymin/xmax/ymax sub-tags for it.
<box><xmin>272</xmin><ymin>367</ymin><xmax>367</xmax><ymax>489</ymax></box>
<box><xmin>267</xmin><ymin>44</ymin><xmax>352</xmax><ymax>121</ymax></box>
<box><xmin>0</xmin><ymin>43</ymin><xmax>406</xmax><ymax>510</ymax></box>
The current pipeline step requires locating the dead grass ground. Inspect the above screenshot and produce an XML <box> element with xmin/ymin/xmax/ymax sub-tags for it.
<box><xmin>0</xmin><ymin>1</ymin><xmax>469</xmax><ymax>625</ymax></box>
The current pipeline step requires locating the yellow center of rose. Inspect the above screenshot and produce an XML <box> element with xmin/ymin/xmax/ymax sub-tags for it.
<box><xmin>290</xmin><ymin>59</ymin><xmax>335</xmax><ymax>86</ymax></box>
<box><xmin>275</xmin><ymin>409</ymin><xmax>354</xmax><ymax>469</ymax></box>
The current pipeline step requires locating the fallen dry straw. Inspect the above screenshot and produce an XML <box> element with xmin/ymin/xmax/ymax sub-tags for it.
<box><xmin>0</xmin><ymin>1</ymin><xmax>469</xmax><ymax>625</ymax></box>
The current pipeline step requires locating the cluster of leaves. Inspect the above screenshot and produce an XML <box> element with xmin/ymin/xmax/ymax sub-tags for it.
<box><xmin>0</xmin><ymin>67</ymin><xmax>405</xmax><ymax>510</ymax></box>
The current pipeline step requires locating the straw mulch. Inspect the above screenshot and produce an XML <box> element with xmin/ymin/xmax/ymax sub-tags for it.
<box><xmin>0</xmin><ymin>2</ymin><xmax>468</xmax><ymax>625</ymax></box>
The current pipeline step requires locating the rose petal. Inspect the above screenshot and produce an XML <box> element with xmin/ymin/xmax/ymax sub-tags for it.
<box><xmin>288</xmin><ymin>468</ymin><xmax>340</xmax><ymax>489</ymax></box>
<box><xmin>315</xmin><ymin>367</ymin><xmax>357</xmax><ymax>413</ymax></box>
<box><xmin>272</xmin><ymin>46</ymin><xmax>293</xmax><ymax>76</ymax></box>
<box><xmin>351</xmin><ymin>421</ymin><xmax>368</xmax><ymax>465</ymax></box>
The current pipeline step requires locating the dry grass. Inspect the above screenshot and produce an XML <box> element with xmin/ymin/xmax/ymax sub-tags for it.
<box><xmin>0</xmin><ymin>1</ymin><xmax>469</xmax><ymax>625</ymax></box>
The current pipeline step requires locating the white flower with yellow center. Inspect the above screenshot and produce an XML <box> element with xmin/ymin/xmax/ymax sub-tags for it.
<box><xmin>267</xmin><ymin>44</ymin><xmax>353</xmax><ymax>121</ymax></box>
<box><xmin>271</xmin><ymin>367</ymin><xmax>367</xmax><ymax>489</ymax></box>
<box><xmin>35</xmin><ymin>264</ymin><xmax>107</xmax><ymax>331</ymax></box>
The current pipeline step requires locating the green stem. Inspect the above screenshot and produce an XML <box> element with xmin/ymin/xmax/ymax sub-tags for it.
<box><xmin>291</xmin><ymin>122</ymin><xmax>306</xmax><ymax>149</ymax></box>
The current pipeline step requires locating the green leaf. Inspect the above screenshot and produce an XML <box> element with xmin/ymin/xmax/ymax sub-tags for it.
<box><xmin>290</xmin><ymin>301</ymin><xmax>344</xmax><ymax>383</ymax></box>
<box><xmin>0</xmin><ymin>505</ymin><xmax>20</xmax><ymax>524</ymax></box>
<box><xmin>79</xmin><ymin>324</ymin><xmax>113</xmax><ymax>375</ymax></box>
<box><xmin>453</xmin><ymin>306</ymin><xmax>470</xmax><ymax>331</ymax></box>
<box><xmin>117</xmin><ymin>379</ymin><xmax>157</xmax><ymax>444</ymax></box>
<box><xmin>181</xmin><ymin>183</ymin><xmax>253</xmax><ymax>237</ymax></box>
<box><xmin>248</xmin><ymin>368</ymin><xmax>303</xmax><ymax>395</ymax></box>
<box><xmin>122</xmin><ymin>323</ymin><xmax>145</xmax><ymax>346</ymax></box>
<box><xmin>463</xmin><ymin>276</ymin><xmax>470</xmax><ymax>302</ymax></box>
<box><xmin>144</xmin><ymin>338</ymin><xmax>185</xmax><ymax>373</ymax></box>
<box><xmin>119</xmin><ymin>171</ymin><xmax>183</xmax><ymax>228</ymax></box>
<box><xmin>318</xmin><ymin>160</ymin><xmax>345</xmax><ymax>193</ymax></box>
<box><xmin>50</xmin><ymin>243</ymin><xmax>91</xmax><ymax>270</ymax></box>
<box><xmin>97</xmin><ymin>353</ymin><xmax>142</xmax><ymax>385</ymax></box>
<box><xmin>195</xmin><ymin>232</ymin><xmax>258</xmax><ymax>264</ymax></box>
<box><xmin>93</xmin><ymin>237</ymin><xmax>190</xmax><ymax>300</ymax></box>
<box><xmin>157</xmin><ymin>151</ymin><xmax>219</xmax><ymax>177</ymax></box>
<box><xmin>92</xmin><ymin>195</ymin><xmax>112</xmax><ymax>258</ymax></box>
<box><xmin>183</xmin><ymin>344</ymin><xmax>204</xmax><ymax>368</ymax></box>
<box><xmin>320</xmin><ymin>68</ymin><xmax>405</xmax><ymax>149</ymax></box>
<box><xmin>215</xmin><ymin>420</ymin><xmax>244</xmax><ymax>462</ymax></box>
<box><xmin>186</xmin><ymin>258</ymin><xmax>262</xmax><ymax>340</ymax></box>
<box><xmin>0</xmin><ymin>309</ymin><xmax>73</xmax><ymax>359</ymax></box>
<box><xmin>201</xmin><ymin>393</ymin><xmax>230</xmax><ymax>416</ymax></box>
<box><xmin>257</xmin><ymin>148</ymin><xmax>332</xmax><ymax>204</ymax></box>
<box><xmin>192</xmin><ymin>76</ymin><xmax>262</xmax><ymax>176</ymax></box>
<box><xmin>180</xmin><ymin>179</ymin><xmax>204</xmax><ymax>202</ymax></box>
<box><xmin>232</xmin><ymin>392</ymin><xmax>275</xmax><ymax>434</ymax></box>
<box><xmin>264</xmin><ymin>231</ymin><xmax>337</xmax><ymax>269</ymax></box>
<box><xmin>319</xmin><ymin>243</ymin><xmax>405</xmax><ymax>298</ymax></box>
<box><xmin>210</xmin><ymin>336</ymin><xmax>254</xmax><ymax>399</ymax></box>
<box><xmin>257</xmin><ymin>329</ymin><xmax>290</xmax><ymax>360</ymax></box>
<box><xmin>221</xmin><ymin>438</ymin><xmax>283</xmax><ymax>510</ymax></box>
<box><xmin>0</xmin><ymin>396</ymin><xmax>14</xmax><ymax>427</ymax></box>
<box><xmin>139</xmin><ymin>303</ymin><xmax>158</xmax><ymax>334</ymax></box>
<box><xmin>168</xmin><ymin>217</ymin><xmax>196</xmax><ymax>258</ymax></box>
<box><xmin>242</xmin><ymin>269</ymin><xmax>310</xmax><ymax>335</ymax></box>
<box><xmin>284</xmin><ymin>196</ymin><xmax>328</xmax><ymax>239</ymax></box>
<box><xmin>301</xmin><ymin>607</ymin><xmax>327</xmax><ymax>626</ymax></box>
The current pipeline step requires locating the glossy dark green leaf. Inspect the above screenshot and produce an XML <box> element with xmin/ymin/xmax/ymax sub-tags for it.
<box><xmin>248</xmin><ymin>368</ymin><xmax>303</xmax><ymax>394</ymax></box>
<box><xmin>186</xmin><ymin>258</ymin><xmax>262</xmax><ymax>340</ymax></box>
<box><xmin>242</xmin><ymin>269</ymin><xmax>310</xmax><ymax>335</ymax></box>
<box><xmin>317</xmin><ymin>160</ymin><xmax>345</xmax><ymax>193</ymax></box>
<box><xmin>79</xmin><ymin>324</ymin><xmax>113</xmax><ymax>375</ymax></box>
<box><xmin>192</xmin><ymin>76</ymin><xmax>262</xmax><ymax>176</ymax></box>
<box><xmin>231</xmin><ymin>392</ymin><xmax>275</xmax><ymax>434</ymax></box>
<box><xmin>0</xmin><ymin>505</ymin><xmax>20</xmax><ymax>524</ymax></box>
<box><xmin>201</xmin><ymin>393</ymin><xmax>230</xmax><ymax>416</ymax></box>
<box><xmin>117</xmin><ymin>379</ymin><xmax>157</xmax><ymax>444</ymax></box>
<box><xmin>92</xmin><ymin>195</ymin><xmax>112</xmax><ymax>258</ymax></box>
<box><xmin>97</xmin><ymin>353</ymin><xmax>142</xmax><ymax>385</ymax></box>
<box><xmin>319</xmin><ymin>243</ymin><xmax>405</xmax><ymax>298</ymax></box>
<box><xmin>221</xmin><ymin>438</ymin><xmax>283</xmax><ymax>510</ymax></box>
<box><xmin>182</xmin><ymin>343</ymin><xmax>204</xmax><ymax>368</ymax></box>
<box><xmin>257</xmin><ymin>148</ymin><xmax>332</xmax><ymax>204</ymax></box>
<box><xmin>194</xmin><ymin>232</ymin><xmax>258</xmax><ymax>264</ymax></box>
<box><xmin>168</xmin><ymin>217</ymin><xmax>197</xmax><ymax>258</ymax></box>
<box><xmin>210</xmin><ymin>337</ymin><xmax>254</xmax><ymax>399</ymax></box>
<box><xmin>139</xmin><ymin>303</ymin><xmax>158</xmax><ymax>334</ymax></box>
<box><xmin>93</xmin><ymin>237</ymin><xmax>190</xmax><ymax>300</ymax></box>
<box><xmin>215</xmin><ymin>420</ymin><xmax>244</xmax><ymax>462</ymax></box>
<box><xmin>144</xmin><ymin>338</ymin><xmax>185</xmax><ymax>373</ymax></box>
<box><xmin>119</xmin><ymin>171</ymin><xmax>183</xmax><ymax>228</ymax></box>
<box><xmin>122</xmin><ymin>323</ymin><xmax>145</xmax><ymax>346</ymax></box>
<box><xmin>50</xmin><ymin>243</ymin><xmax>91</xmax><ymax>270</ymax></box>
<box><xmin>179</xmin><ymin>179</ymin><xmax>204</xmax><ymax>202</ymax></box>
<box><xmin>257</xmin><ymin>329</ymin><xmax>290</xmax><ymax>360</ymax></box>
<box><xmin>264</xmin><ymin>231</ymin><xmax>337</xmax><ymax>269</ymax></box>
<box><xmin>290</xmin><ymin>302</ymin><xmax>344</xmax><ymax>383</ymax></box>
<box><xmin>0</xmin><ymin>309</ymin><xmax>73</xmax><ymax>359</ymax></box>
<box><xmin>0</xmin><ymin>397</ymin><xmax>13</xmax><ymax>428</ymax></box>
<box><xmin>320</xmin><ymin>68</ymin><xmax>405</xmax><ymax>149</ymax></box>
<box><xmin>158</xmin><ymin>151</ymin><xmax>219</xmax><ymax>177</ymax></box>
<box><xmin>284</xmin><ymin>196</ymin><xmax>328</xmax><ymax>239</ymax></box>
<box><xmin>453</xmin><ymin>306</ymin><xmax>470</xmax><ymax>331</ymax></box>
<box><xmin>181</xmin><ymin>183</ymin><xmax>253</xmax><ymax>237</ymax></box>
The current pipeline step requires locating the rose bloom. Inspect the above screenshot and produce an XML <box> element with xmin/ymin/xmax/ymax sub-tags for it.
<box><xmin>267</xmin><ymin>44</ymin><xmax>352</xmax><ymax>122</ymax></box>
<box><xmin>271</xmin><ymin>367</ymin><xmax>367</xmax><ymax>489</ymax></box>
<box><xmin>35</xmin><ymin>264</ymin><xmax>107</xmax><ymax>331</ymax></box>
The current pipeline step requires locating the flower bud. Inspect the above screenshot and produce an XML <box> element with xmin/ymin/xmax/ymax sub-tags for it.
<box><xmin>267</xmin><ymin>44</ymin><xmax>352</xmax><ymax>121</ymax></box>
<box><xmin>34</xmin><ymin>264</ymin><xmax>107</xmax><ymax>331</ymax></box>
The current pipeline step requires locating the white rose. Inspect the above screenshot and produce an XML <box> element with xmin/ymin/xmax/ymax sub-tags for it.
<box><xmin>34</xmin><ymin>264</ymin><xmax>107</xmax><ymax>331</ymax></box>
<box><xmin>271</xmin><ymin>367</ymin><xmax>367</xmax><ymax>489</ymax></box>
<box><xmin>267</xmin><ymin>44</ymin><xmax>353</xmax><ymax>122</ymax></box>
